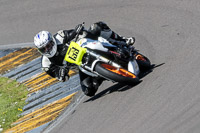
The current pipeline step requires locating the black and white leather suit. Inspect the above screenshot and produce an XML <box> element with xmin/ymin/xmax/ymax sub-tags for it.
<box><xmin>41</xmin><ymin>21</ymin><xmax>133</xmax><ymax>96</ymax></box>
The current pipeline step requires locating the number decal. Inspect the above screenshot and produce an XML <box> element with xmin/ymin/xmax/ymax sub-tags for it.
<box><xmin>68</xmin><ymin>47</ymin><xmax>79</xmax><ymax>61</ymax></box>
<box><xmin>65</xmin><ymin>41</ymin><xmax>87</xmax><ymax>66</ymax></box>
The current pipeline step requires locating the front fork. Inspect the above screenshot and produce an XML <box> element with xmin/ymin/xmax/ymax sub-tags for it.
<box><xmin>81</xmin><ymin>50</ymin><xmax>121</xmax><ymax>72</ymax></box>
<box><xmin>80</xmin><ymin>48</ymin><xmax>140</xmax><ymax>76</ymax></box>
<box><xmin>91</xmin><ymin>51</ymin><xmax>120</xmax><ymax>67</ymax></box>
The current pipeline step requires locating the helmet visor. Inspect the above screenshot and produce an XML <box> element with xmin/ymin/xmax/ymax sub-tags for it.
<box><xmin>38</xmin><ymin>40</ymin><xmax>54</xmax><ymax>54</ymax></box>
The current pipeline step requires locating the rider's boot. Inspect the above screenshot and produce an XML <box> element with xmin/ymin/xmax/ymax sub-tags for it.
<box><xmin>125</xmin><ymin>37</ymin><xmax>135</xmax><ymax>46</ymax></box>
<box><xmin>108</xmin><ymin>32</ymin><xmax>135</xmax><ymax>46</ymax></box>
<box><xmin>114</xmin><ymin>32</ymin><xmax>135</xmax><ymax>46</ymax></box>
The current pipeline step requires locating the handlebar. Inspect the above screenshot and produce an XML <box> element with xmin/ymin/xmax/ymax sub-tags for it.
<box><xmin>74</xmin><ymin>22</ymin><xmax>85</xmax><ymax>42</ymax></box>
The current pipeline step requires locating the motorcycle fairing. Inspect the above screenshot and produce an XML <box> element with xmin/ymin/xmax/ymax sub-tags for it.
<box><xmin>76</xmin><ymin>37</ymin><xmax>140</xmax><ymax>76</ymax></box>
<box><xmin>128</xmin><ymin>60</ymin><xmax>140</xmax><ymax>75</ymax></box>
<box><xmin>77</xmin><ymin>37</ymin><xmax>116</xmax><ymax>52</ymax></box>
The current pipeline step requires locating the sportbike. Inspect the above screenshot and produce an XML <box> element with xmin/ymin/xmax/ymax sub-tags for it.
<box><xmin>64</xmin><ymin>23</ymin><xmax>151</xmax><ymax>95</ymax></box>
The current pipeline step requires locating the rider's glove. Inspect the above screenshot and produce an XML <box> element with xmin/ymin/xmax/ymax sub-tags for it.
<box><xmin>58</xmin><ymin>66</ymin><xmax>69</xmax><ymax>82</ymax></box>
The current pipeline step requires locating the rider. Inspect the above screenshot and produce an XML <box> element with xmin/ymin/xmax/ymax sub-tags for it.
<box><xmin>34</xmin><ymin>21</ymin><xmax>135</xmax><ymax>96</ymax></box>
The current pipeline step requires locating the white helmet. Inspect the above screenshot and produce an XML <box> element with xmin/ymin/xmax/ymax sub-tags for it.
<box><xmin>34</xmin><ymin>31</ymin><xmax>57</xmax><ymax>58</ymax></box>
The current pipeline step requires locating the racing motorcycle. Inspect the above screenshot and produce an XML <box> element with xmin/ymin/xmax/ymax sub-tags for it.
<box><xmin>64</xmin><ymin>23</ymin><xmax>151</xmax><ymax>94</ymax></box>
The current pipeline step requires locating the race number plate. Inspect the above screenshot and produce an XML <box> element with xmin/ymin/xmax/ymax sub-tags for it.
<box><xmin>64</xmin><ymin>41</ymin><xmax>87</xmax><ymax>66</ymax></box>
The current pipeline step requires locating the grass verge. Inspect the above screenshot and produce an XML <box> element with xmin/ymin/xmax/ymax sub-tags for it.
<box><xmin>0</xmin><ymin>77</ymin><xmax>28</xmax><ymax>132</ymax></box>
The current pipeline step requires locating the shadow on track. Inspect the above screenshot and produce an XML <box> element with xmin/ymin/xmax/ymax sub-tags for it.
<box><xmin>84</xmin><ymin>63</ymin><xmax>165</xmax><ymax>103</ymax></box>
<box><xmin>138</xmin><ymin>63</ymin><xmax>165</xmax><ymax>79</ymax></box>
<box><xmin>84</xmin><ymin>83</ymin><xmax>136</xmax><ymax>103</ymax></box>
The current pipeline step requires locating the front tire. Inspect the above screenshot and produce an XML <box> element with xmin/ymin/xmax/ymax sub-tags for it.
<box><xmin>94</xmin><ymin>62</ymin><xmax>139</xmax><ymax>85</ymax></box>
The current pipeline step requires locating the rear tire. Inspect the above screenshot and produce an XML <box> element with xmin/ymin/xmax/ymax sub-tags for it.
<box><xmin>135</xmin><ymin>53</ymin><xmax>151</xmax><ymax>70</ymax></box>
<box><xmin>94</xmin><ymin>62</ymin><xmax>139</xmax><ymax>85</ymax></box>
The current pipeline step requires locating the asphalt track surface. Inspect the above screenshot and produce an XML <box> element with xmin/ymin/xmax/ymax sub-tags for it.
<box><xmin>1</xmin><ymin>0</ymin><xmax>200</xmax><ymax>133</ymax></box>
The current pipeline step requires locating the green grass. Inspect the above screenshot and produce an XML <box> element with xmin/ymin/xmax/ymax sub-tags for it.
<box><xmin>0</xmin><ymin>77</ymin><xmax>28</xmax><ymax>132</ymax></box>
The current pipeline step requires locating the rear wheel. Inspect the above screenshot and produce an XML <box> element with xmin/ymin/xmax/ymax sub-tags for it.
<box><xmin>135</xmin><ymin>53</ymin><xmax>151</xmax><ymax>70</ymax></box>
<box><xmin>94</xmin><ymin>62</ymin><xmax>139</xmax><ymax>85</ymax></box>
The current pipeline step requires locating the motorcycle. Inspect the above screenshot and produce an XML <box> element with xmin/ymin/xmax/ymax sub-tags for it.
<box><xmin>64</xmin><ymin>23</ymin><xmax>151</xmax><ymax>95</ymax></box>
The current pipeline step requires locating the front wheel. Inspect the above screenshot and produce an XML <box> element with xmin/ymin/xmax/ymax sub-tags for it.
<box><xmin>94</xmin><ymin>62</ymin><xmax>140</xmax><ymax>85</ymax></box>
